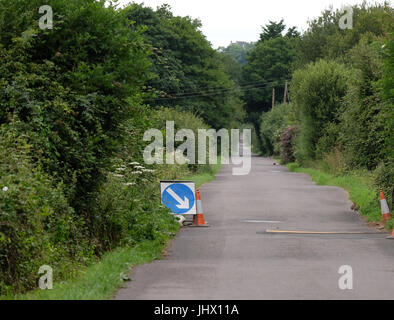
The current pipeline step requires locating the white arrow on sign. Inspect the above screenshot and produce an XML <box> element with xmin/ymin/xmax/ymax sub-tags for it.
<box><xmin>167</xmin><ymin>187</ymin><xmax>190</xmax><ymax>209</ymax></box>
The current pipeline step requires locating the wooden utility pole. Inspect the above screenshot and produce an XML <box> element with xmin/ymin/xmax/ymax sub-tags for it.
<box><xmin>272</xmin><ymin>88</ymin><xmax>275</xmax><ymax>108</ymax></box>
<box><xmin>283</xmin><ymin>81</ymin><xmax>288</xmax><ymax>104</ymax></box>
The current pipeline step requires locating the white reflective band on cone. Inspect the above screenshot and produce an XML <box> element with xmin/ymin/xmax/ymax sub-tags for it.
<box><xmin>196</xmin><ymin>199</ymin><xmax>203</xmax><ymax>214</ymax></box>
<box><xmin>381</xmin><ymin>199</ymin><xmax>390</xmax><ymax>215</ymax></box>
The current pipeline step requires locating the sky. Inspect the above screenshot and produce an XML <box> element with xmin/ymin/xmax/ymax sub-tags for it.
<box><xmin>116</xmin><ymin>0</ymin><xmax>391</xmax><ymax>48</ymax></box>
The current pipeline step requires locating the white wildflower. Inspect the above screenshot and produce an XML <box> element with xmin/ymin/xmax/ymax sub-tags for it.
<box><xmin>113</xmin><ymin>174</ymin><xmax>124</xmax><ymax>178</ymax></box>
<box><xmin>124</xmin><ymin>182</ymin><xmax>135</xmax><ymax>186</ymax></box>
<box><xmin>2</xmin><ymin>186</ymin><xmax>8</xmax><ymax>192</ymax></box>
<box><xmin>142</xmin><ymin>169</ymin><xmax>155</xmax><ymax>173</ymax></box>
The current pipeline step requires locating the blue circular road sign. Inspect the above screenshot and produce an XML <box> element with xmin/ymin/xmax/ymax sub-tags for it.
<box><xmin>162</xmin><ymin>183</ymin><xmax>195</xmax><ymax>214</ymax></box>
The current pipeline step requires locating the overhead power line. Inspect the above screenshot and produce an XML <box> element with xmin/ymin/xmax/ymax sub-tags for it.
<box><xmin>146</xmin><ymin>79</ymin><xmax>290</xmax><ymax>102</ymax></box>
<box><xmin>163</xmin><ymin>78</ymin><xmax>289</xmax><ymax>97</ymax></box>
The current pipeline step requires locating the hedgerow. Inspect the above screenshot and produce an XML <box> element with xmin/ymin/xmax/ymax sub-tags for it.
<box><xmin>0</xmin><ymin>0</ymin><xmax>216</xmax><ymax>295</ymax></box>
<box><xmin>0</xmin><ymin>122</ymin><xmax>93</xmax><ymax>295</ymax></box>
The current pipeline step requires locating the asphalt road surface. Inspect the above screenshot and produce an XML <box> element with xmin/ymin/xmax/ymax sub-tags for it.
<box><xmin>115</xmin><ymin>156</ymin><xmax>394</xmax><ymax>300</ymax></box>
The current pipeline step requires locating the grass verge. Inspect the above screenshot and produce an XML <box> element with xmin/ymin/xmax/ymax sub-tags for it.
<box><xmin>184</xmin><ymin>158</ymin><xmax>222</xmax><ymax>188</ymax></box>
<box><xmin>13</xmin><ymin>161</ymin><xmax>222</xmax><ymax>300</ymax></box>
<box><xmin>286</xmin><ymin>162</ymin><xmax>382</xmax><ymax>223</ymax></box>
<box><xmin>15</xmin><ymin>240</ymin><xmax>170</xmax><ymax>300</ymax></box>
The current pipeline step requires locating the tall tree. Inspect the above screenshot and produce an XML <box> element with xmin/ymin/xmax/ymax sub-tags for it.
<box><xmin>124</xmin><ymin>4</ymin><xmax>244</xmax><ymax>128</ymax></box>
<box><xmin>242</xmin><ymin>21</ymin><xmax>299</xmax><ymax>125</ymax></box>
<box><xmin>259</xmin><ymin>20</ymin><xmax>286</xmax><ymax>42</ymax></box>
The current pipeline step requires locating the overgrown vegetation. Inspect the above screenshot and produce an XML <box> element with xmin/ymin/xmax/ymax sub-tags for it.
<box><xmin>259</xmin><ymin>102</ymin><xmax>295</xmax><ymax>157</ymax></box>
<box><xmin>124</xmin><ymin>4</ymin><xmax>245</xmax><ymax>129</ymax></box>
<box><xmin>0</xmin><ymin>0</ymin><xmax>231</xmax><ymax>296</ymax></box>
<box><xmin>16</xmin><ymin>239</ymin><xmax>176</xmax><ymax>300</ymax></box>
<box><xmin>0</xmin><ymin>122</ymin><xmax>92</xmax><ymax>295</ymax></box>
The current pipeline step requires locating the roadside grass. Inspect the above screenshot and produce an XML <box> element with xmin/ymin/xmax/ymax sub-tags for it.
<box><xmin>12</xmin><ymin>161</ymin><xmax>222</xmax><ymax>300</ymax></box>
<box><xmin>286</xmin><ymin>162</ymin><xmax>382</xmax><ymax>223</ymax></box>
<box><xmin>184</xmin><ymin>158</ymin><xmax>222</xmax><ymax>188</ymax></box>
<box><xmin>15</xmin><ymin>239</ymin><xmax>170</xmax><ymax>300</ymax></box>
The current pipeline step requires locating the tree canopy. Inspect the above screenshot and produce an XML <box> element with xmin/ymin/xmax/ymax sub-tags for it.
<box><xmin>241</xmin><ymin>21</ymin><xmax>299</xmax><ymax>123</ymax></box>
<box><xmin>124</xmin><ymin>4</ymin><xmax>244</xmax><ymax>129</ymax></box>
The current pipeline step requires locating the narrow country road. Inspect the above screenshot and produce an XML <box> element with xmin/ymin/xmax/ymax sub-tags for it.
<box><xmin>115</xmin><ymin>156</ymin><xmax>394</xmax><ymax>300</ymax></box>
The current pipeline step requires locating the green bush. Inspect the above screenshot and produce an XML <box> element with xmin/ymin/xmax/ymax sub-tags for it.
<box><xmin>291</xmin><ymin>59</ymin><xmax>349</xmax><ymax>163</ymax></box>
<box><xmin>153</xmin><ymin>107</ymin><xmax>210</xmax><ymax>135</ymax></box>
<box><xmin>375</xmin><ymin>32</ymin><xmax>394</xmax><ymax>214</ymax></box>
<box><xmin>152</xmin><ymin>107</ymin><xmax>212</xmax><ymax>173</ymax></box>
<box><xmin>0</xmin><ymin>0</ymin><xmax>166</xmax><ymax>295</ymax></box>
<box><xmin>295</xmin><ymin>3</ymin><xmax>393</xmax><ymax>67</ymax></box>
<box><xmin>91</xmin><ymin>163</ymin><xmax>179</xmax><ymax>253</ymax></box>
<box><xmin>0</xmin><ymin>0</ymin><xmax>150</xmax><ymax>214</ymax></box>
<box><xmin>259</xmin><ymin>103</ymin><xmax>295</xmax><ymax>156</ymax></box>
<box><xmin>339</xmin><ymin>37</ymin><xmax>390</xmax><ymax>170</ymax></box>
<box><xmin>0</xmin><ymin>123</ymin><xmax>93</xmax><ymax>295</ymax></box>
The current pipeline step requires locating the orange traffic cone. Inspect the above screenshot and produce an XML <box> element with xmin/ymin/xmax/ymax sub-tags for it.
<box><xmin>380</xmin><ymin>190</ymin><xmax>391</xmax><ymax>224</ymax></box>
<box><xmin>191</xmin><ymin>189</ymin><xmax>210</xmax><ymax>227</ymax></box>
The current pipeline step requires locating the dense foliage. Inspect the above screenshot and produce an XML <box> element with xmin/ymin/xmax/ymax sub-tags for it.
<box><xmin>0</xmin><ymin>1</ymin><xmax>232</xmax><ymax>295</ymax></box>
<box><xmin>0</xmin><ymin>122</ymin><xmax>92</xmax><ymax>294</ymax></box>
<box><xmin>124</xmin><ymin>4</ymin><xmax>245</xmax><ymax>129</ymax></box>
<box><xmin>291</xmin><ymin>60</ymin><xmax>349</xmax><ymax>162</ymax></box>
<box><xmin>295</xmin><ymin>3</ymin><xmax>393</xmax><ymax>67</ymax></box>
<box><xmin>0</xmin><ymin>0</ymin><xmax>151</xmax><ymax>214</ymax></box>
<box><xmin>241</xmin><ymin>20</ymin><xmax>299</xmax><ymax>132</ymax></box>
<box><xmin>259</xmin><ymin>103</ymin><xmax>295</xmax><ymax>156</ymax></box>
